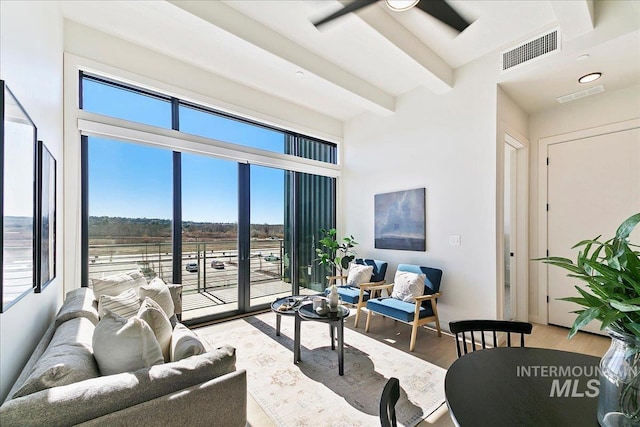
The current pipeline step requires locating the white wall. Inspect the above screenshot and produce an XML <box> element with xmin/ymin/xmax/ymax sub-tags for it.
<box><xmin>343</xmin><ymin>54</ymin><xmax>501</xmax><ymax>327</ymax></box>
<box><xmin>528</xmin><ymin>85</ymin><xmax>640</xmax><ymax>324</ymax></box>
<box><xmin>0</xmin><ymin>1</ymin><xmax>64</xmax><ymax>401</ymax></box>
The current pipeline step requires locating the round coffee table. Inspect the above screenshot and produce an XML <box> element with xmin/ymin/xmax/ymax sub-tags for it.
<box><xmin>294</xmin><ymin>302</ymin><xmax>350</xmax><ymax>376</ymax></box>
<box><xmin>271</xmin><ymin>295</ymin><xmax>314</xmax><ymax>336</ymax></box>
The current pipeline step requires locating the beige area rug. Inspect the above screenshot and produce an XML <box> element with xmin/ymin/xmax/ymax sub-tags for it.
<box><xmin>198</xmin><ymin>310</ymin><xmax>446</xmax><ymax>427</ymax></box>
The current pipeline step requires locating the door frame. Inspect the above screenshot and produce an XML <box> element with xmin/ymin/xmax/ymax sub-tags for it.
<box><xmin>536</xmin><ymin>118</ymin><xmax>640</xmax><ymax>325</ymax></box>
<box><xmin>497</xmin><ymin>125</ymin><xmax>529</xmax><ymax>321</ymax></box>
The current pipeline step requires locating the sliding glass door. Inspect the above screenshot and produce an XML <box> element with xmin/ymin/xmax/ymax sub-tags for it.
<box><xmin>181</xmin><ymin>153</ymin><xmax>239</xmax><ymax>321</ymax></box>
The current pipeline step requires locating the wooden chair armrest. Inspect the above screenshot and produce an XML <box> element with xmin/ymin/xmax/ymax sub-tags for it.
<box><xmin>414</xmin><ymin>292</ymin><xmax>442</xmax><ymax>302</ymax></box>
<box><xmin>357</xmin><ymin>280</ymin><xmax>385</xmax><ymax>288</ymax></box>
<box><xmin>361</xmin><ymin>282</ymin><xmax>393</xmax><ymax>292</ymax></box>
<box><xmin>326</xmin><ymin>275</ymin><xmax>348</xmax><ymax>285</ymax></box>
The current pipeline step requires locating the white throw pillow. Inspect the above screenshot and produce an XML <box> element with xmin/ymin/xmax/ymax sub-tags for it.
<box><xmin>138</xmin><ymin>297</ymin><xmax>173</xmax><ymax>362</ymax></box>
<box><xmin>93</xmin><ymin>311</ymin><xmax>164</xmax><ymax>375</ymax></box>
<box><xmin>139</xmin><ymin>277</ymin><xmax>175</xmax><ymax>319</ymax></box>
<box><xmin>391</xmin><ymin>271</ymin><xmax>426</xmax><ymax>303</ymax></box>
<box><xmin>346</xmin><ymin>264</ymin><xmax>374</xmax><ymax>287</ymax></box>
<box><xmin>91</xmin><ymin>269</ymin><xmax>147</xmax><ymax>300</ymax></box>
<box><xmin>98</xmin><ymin>287</ymin><xmax>141</xmax><ymax>319</ymax></box>
<box><xmin>171</xmin><ymin>323</ymin><xmax>206</xmax><ymax>362</ymax></box>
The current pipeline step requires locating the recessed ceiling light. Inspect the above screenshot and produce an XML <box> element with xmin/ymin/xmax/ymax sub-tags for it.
<box><xmin>295</xmin><ymin>71</ymin><xmax>304</xmax><ymax>77</ymax></box>
<box><xmin>578</xmin><ymin>72</ymin><xmax>602</xmax><ymax>84</ymax></box>
<box><xmin>576</xmin><ymin>54</ymin><xmax>590</xmax><ymax>62</ymax></box>
<box><xmin>385</xmin><ymin>0</ymin><xmax>419</xmax><ymax>12</ymax></box>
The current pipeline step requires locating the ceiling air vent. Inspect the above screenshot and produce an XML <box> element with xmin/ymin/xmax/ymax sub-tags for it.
<box><xmin>501</xmin><ymin>29</ymin><xmax>560</xmax><ymax>72</ymax></box>
<box><xmin>557</xmin><ymin>85</ymin><xmax>605</xmax><ymax>104</ymax></box>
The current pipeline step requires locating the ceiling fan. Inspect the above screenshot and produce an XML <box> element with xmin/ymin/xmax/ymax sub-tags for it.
<box><xmin>313</xmin><ymin>0</ymin><xmax>472</xmax><ymax>33</ymax></box>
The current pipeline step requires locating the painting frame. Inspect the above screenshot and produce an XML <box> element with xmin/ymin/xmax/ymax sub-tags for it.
<box><xmin>36</xmin><ymin>140</ymin><xmax>56</xmax><ymax>292</ymax></box>
<box><xmin>374</xmin><ymin>188</ymin><xmax>426</xmax><ymax>251</ymax></box>
<box><xmin>1</xmin><ymin>80</ymin><xmax>37</xmax><ymax>312</ymax></box>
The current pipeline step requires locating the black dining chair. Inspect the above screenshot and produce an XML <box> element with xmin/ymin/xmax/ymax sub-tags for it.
<box><xmin>380</xmin><ymin>377</ymin><xmax>400</xmax><ymax>427</ymax></box>
<box><xmin>449</xmin><ymin>320</ymin><xmax>533</xmax><ymax>358</ymax></box>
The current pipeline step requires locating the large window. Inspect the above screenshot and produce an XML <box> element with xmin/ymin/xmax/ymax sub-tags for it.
<box><xmin>80</xmin><ymin>73</ymin><xmax>337</xmax><ymax>323</ymax></box>
<box><xmin>86</xmin><ymin>138</ymin><xmax>173</xmax><ymax>284</ymax></box>
<box><xmin>81</xmin><ymin>76</ymin><xmax>172</xmax><ymax>128</ymax></box>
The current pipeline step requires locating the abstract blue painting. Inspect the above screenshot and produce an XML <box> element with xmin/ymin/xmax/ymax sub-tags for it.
<box><xmin>374</xmin><ymin>188</ymin><xmax>425</xmax><ymax>251</ymax></box>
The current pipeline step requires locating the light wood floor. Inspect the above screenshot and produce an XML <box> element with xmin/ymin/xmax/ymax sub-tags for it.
<box><xmin>200</xmin><ymin>311</ymin><xmax>610</xmax><ymax>427</ymax></box>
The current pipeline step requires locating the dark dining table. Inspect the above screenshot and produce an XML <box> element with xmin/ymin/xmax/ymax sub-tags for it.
<box><xmin>444</xmin><ymin>347</ymin><xmax>601</xmax><ymax>427</ymax></box>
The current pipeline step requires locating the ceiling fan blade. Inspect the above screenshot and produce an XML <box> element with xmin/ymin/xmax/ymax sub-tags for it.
<box><xmin>416</xmin><ymin>0</ymin><xmax>471</xmax><ymax>33</ymax></box>
<box><xmin>313</xmin><ymin>0</ymin><xmax>379</xmax><ymax>28</ymax></box>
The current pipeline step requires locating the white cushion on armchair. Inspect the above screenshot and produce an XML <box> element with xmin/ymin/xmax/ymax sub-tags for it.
<box><xmin>346</xmin><ymin>264</ymin><xmax>374</xmax><ymax>287</ymax></box>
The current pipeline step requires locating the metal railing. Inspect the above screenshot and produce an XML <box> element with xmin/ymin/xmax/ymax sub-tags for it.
<box><xmin>88</xmin><ymin>239</ymin><xmax>286</xmax><ymax>294</ymax></box>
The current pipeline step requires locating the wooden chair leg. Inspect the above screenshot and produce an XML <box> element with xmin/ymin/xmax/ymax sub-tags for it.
<box><xmin>432</xmin><ymin>302</ymin><xmax>442</xmax><ymax>337</ymax></box>
<box><xmin>365</xmin><ymin>309</ymin><xmax>373</xmax><ymax>332</ymax></box>
<box><xmin>410</xmin><ymin>322</ymin><xmax>419</xmax><ymax>352</ymax></box>
<box><xmin>354</xmin><ymin>302</ymin><xmax>363</xmax><ymax>328</ymax></box>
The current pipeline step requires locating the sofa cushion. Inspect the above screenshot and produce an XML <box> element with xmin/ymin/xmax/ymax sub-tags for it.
<box><xmin>91</xmin><ymin>269</ymin><xmax>148</xmax><ymax>300</ymax></box>
<box><xmin>336</xmin><ymin>286</ymin><xmax>370</xmax><ymax>305</ymax></box>
<box><xmin>138</xmin><ymin>297</ymin><xmax>173</xmax><ymax>362</ymax></box>
<box><xmin>93</xmin><ymin>311</ymin><xmax>164</xmax><ymax>375</ymax></box>
<box><xmin>171</xmin><ymin>323</ymin><xmax>206</xmax><ymax>362</ymax></box>
<box><xmin>55</xmin><ymin>287</ymin><xmax>100</xmax><ymax>327</ymax></box>
<box><xmin>391</xmin><ymin>271</ymin><xmax>426</xmax><ymax>303</ymax></box>
<box><xmin>12</xmin><ymin>317</ymin><xmax>99</xmax><ymax>398</ymax></box>
<box><xmin>139</xmin><ymin>277</ymin><xmax>175</xmax><ymax>318</ymax></box>
<box><xmin>98</xmin><ymin>287</ymin><xmax>141</xmax><ymax>319</ymax></box>
<box><xmin>366</xmin><ymin>297</ymin><xmax>434</xmax><ymax>323</ymax></box>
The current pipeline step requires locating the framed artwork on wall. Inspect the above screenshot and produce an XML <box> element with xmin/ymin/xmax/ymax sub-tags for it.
<box><xmin>1</xmin><ymin>80</ymin><xmax>37</xmax><ymax>312</ymax></box>
<box><xmin>374</xmin><ymin>187</ymin><xmax>426</xmax><ymax>251</ymax></box>
<box><xmin>36</xmin><ymin>140</ymin><xmax>56</xmax><ymax>292</ymax></box>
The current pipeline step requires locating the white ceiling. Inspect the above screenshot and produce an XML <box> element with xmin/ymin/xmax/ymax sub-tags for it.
<box><xmin>60</xmin><ymin>0</ymin><xmax>640</xmax><ymax>121</ymax></box>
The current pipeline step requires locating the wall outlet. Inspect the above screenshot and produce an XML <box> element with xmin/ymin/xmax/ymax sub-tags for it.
<box><xmin>449</xmin><ymin>235</ymin><xmax>461</xmax><ymax>246</ymax></box>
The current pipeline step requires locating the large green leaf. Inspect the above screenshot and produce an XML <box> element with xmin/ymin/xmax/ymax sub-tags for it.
<box><xmin>610</xmin><ymin>300</ymin><xmax>640</xmax><ymax>312</ymax></box>
<box><xmin>568</xmin><ymin>307</ymin><xmax>600</xmax><ymax>339</ymax></box>
<box><xmin>616</xmin><ymin>213</ymin><xmax>640</xmax><ymax>240</ymax></box>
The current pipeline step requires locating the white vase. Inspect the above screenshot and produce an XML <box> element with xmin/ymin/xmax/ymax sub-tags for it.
<box><xmin>328</xmin><ymin>285</ymin><xmax>339</xmax><ymax>312</ymax></box>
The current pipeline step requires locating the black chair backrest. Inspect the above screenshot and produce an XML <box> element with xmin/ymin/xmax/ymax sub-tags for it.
<box><xmin>380</xmin><ymin>377</ymin><xmax>400</xmax><ymax>427</ymax></box>
<box><xmin>449</xmin><ymin>320</ymin><xmax>533</xmax><ymax>358</ymax></box>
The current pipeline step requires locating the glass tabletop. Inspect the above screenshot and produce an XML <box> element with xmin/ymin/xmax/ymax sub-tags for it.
<box><xmin>271</xmin><ymin>295</ymin><xmax>314</xmax><ymax>314</ymax></box>
<box><xmin>297</xmin><ymin>301</ymin><xmax>350</xmax><ymax>321</ymax></box>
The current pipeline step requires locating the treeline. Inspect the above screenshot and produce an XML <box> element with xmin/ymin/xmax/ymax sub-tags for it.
<box><xmin>89</xmin><ymin>216</ymin><xmax>284</xmax><ymax>244</ymax></box>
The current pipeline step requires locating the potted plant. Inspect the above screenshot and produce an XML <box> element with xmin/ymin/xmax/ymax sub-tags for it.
<box><xmin>315</xmin><ymin>228</ymin><xmax>358</xmax><ymax>283</ymax></box>
<box><xmin>538</xmin><ymin>213</ymin><xmax>640</xmax><ymax>425</ymax></box>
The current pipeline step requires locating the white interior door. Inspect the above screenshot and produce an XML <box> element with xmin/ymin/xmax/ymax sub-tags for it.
<box><xmin>547</xmin><ymin>127</ymin><xmax>640</xmax><ymax>333</ymax></box>
<box><xmin>504</xmin><ymin>144</ymin><xmax>517</xmax><ymax>320</ymax></box>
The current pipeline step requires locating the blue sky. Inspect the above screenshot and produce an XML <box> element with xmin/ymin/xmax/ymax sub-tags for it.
<box><xmin>84</xmin><ymin>79</ymin><xmax>285</xmax><ymax>224</ymax></box>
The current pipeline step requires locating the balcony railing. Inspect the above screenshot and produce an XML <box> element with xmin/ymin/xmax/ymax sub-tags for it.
<box><xmin>88</xmin><ymin>239</ymin><xmax>292</xmax><ymax>318</ymax></box>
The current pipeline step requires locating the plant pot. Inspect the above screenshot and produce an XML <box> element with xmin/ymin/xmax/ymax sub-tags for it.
<box><xmin>598</xmin><ymin>328</ymin><xmax>640</xmax><ymax>426</ymax></box>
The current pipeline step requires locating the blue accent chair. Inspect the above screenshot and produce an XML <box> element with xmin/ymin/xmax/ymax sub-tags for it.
<box><xmin>327</xmin><ymin>258</ymin><xmax>388</xmax><ymax>327</ymax></box>
<box><xmin>365</xmin><ymin>264</ymin><xmax>443</xmax><ymax>352</ymax></box>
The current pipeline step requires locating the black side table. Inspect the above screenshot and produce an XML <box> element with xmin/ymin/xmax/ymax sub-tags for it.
<box><xmin>294</xmin><ymin>303</ymin><xmax>350</xmax><ymax>376</ymax></box>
